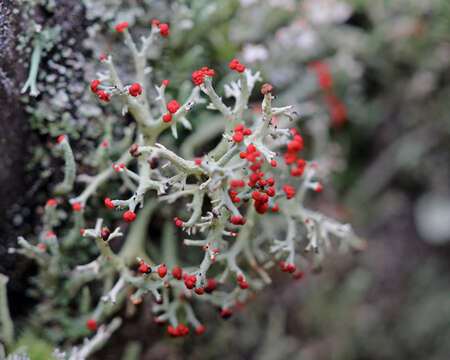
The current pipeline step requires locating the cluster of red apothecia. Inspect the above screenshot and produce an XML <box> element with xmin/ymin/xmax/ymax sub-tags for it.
<box><xmin>151</xmin><ymin>19</ymin><xmax>170</xmax><ymax>37</ymax></box>
<box><xmin>191</xmin><ymin>66</ymin><xmax>215</xmax><ymax>86</ymax></box>
<box><xmin>309</xmin><ymin>61</ymin><xmax>347</xmax><ymax>129</ymax></box>
<box><xmin>229</xmin><ymin>140</ymin><xmax>279</xmax><ymax>217</ymax></box>
<box><xmin>78</xmin><ymin>54</ymin><xmax>322</xmax><ymax>336</ymax></box>
<box><xmin>226</xmin><ymin>126</ymin><xmax>310</xmax><ymax>224</ymax></box>
<box><xmin>90</xmin><ymin>78</ymin><xmax>142</xmax><ymax>102</ymax></box>
<box><xmin>90</xmin><ymin>20</ymin><xmax>169</xmax><ymax>103</ymax></box>
<box><xmin>284</xmin><ymin>128</ymin><xmax>306</xmax><ymax>177</ymax></box>
<box><xmin>229</xmin><ymin>59</ymin><xmax>246</xmax><ymax>73</ymax></box>
<box><xmin>166</xmin><ymin>322</ymin><xmax>207</xmax><ymax>337</ymax></box>
<box><xmin>232</xmin><ymin>124</ymin><xmax>252</xmax><ymax>143</ymax></box>
<box><xmin>162</xmin><ymin>100</ymin><xmax>180</xmax><ymax>123</ymax></box>
<box><xmin>191</xmin><ymin>58</ymin><xmax>246</xmax><ymax>87</ymax></box>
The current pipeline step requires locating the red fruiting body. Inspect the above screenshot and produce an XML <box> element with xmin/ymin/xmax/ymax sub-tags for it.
<box><xmin>46</xmin><ymin>232</ymin><xmax>56</xmax><ymax>238</ymax></box>
<box><xmin>294</xmin><ymin>271</ymin><xmax>305</xmax><ymax>280</ymax></box>
<box><xmin>254</xmin><ymin>200</ymin><xmax>268</xmax><ymax>214</ymax></box>
<box><xmin>38</xmin><ymin>243</ymin><xmax>45</xmax><ymax>250</ymax></box>
<box><xmin>195</xmin><ymin>324</ymin><xmax>206</xmax><ymax>335</ymax></box>
<box><xmin>282</xmin><ymin>186</ymin><xmax>296</xmax><ymax>199</ymax></box>
<box><xmin>291</xmin><ymin>168</ymin><xmax>304</xmax><ymax>177</ymax></box>
<box><xmin>240</xmin><ymin>282</ymin><xmax>249</xmax><ymax>290</ymax></box>
<box><xmin>320</xmin><ymin>73</ymin><xmax>332</xmax><ymax>89</ymax></box>
<box><xmin>162</xmin><ymin>113</ymin><xmax>172</xmax><ymax>122</ymax></box>
<box><xmin>204</xmin><ymin>278</ymin><xmax>217</xmax><ymax>293</ymax></box>
<box><xmin>104</xmin><ymin>198</ymin><xmax>115</xmax><ymax>209</ymax></box>
<box><xmin>195</xmin><ymin>157</ymin><xmax>202</xmax><ymax>165</ymax></box>
<box><xmin>252</xmin><ymin>191</ymin><xmax>261</xmax><ymax>201</ymax></box>
<box><xmin>221</xmin><ymin>309</ymin><xmax>233</xmax><ymax>319</ymax></box>
<box><xmin>151</xmin><ymin>19</ymin><xmax>160</xmax><ymax>26</ymax></box>
<box><xmin>284</xmin><ymin>152</ymin><xmax>298</xmax><ymax>165</ymax></box>
<box><xmin>184</xmin><ymin>275</ymin><xmax>196</xmax><ymax>289</ymax></box>
<box><xmin>250</xmin><ymin>163</ymin><xmax>260</xmax><ymax>171</ymax></box>
<box><xmin>330</xmin><ymin>102</ymin><xmax>347</xmax><ymax>128</ymax></box>
<box><xmin>232</xmin><ymin>124</ymin><xmax>251</xmax><ymax>143</ymax></box>
<box><xmin>158</xmin><ymin>265</ymin><xmax>167</xmax><ymax>278</ymax></box>
<box><xmin>229</xmin><ymin>59</ymin><xmax>246</xmax><ymax>72</ymax></box>
<box><xmin>148</xmin><ymin>157</ymin><xmax>159</xmax><ymax>169</ymax></box>
<box><xmin>72</xmin><ymin>203</ymin><xmax>82</xmax><ymax>211</ymax></box>
<box><xmin>167</xmin><ymin>325</ymin><xmax>178</xmax><ymax>337</ymax></box>
<box><xmin>229</xmin><ymin>59</ymin><xmax>239</xmax><ymax>70</ymax></box>
<box><xmin>57</xmin><ymin>135</ymin><xmax>66</xmax><ymax>143</ymax></box>
<box><xmin>195</xmin><ymin>288</ymin><xmax>204</xmax><ymax>295</ymax></box>
<box><xmin>309</xmin><ymin>61</ymin><xmax>333</xmax><ymax>90</ymax></box>
<box><xmin>266</xmin><ymin>187</ymin><xmax>276</xmax><ymax>197</ymax></box>
<box><xmin>46</xmin><ymin>199</ymin><xmax>57</xmax><ymax>206</ymax></box>
<box><xmin>86</xmin><ymin>318</ymin><xmax>98</xmax><ymax>331</ymax></box>
<box><xmin>171</xmin><ymin>267</ymin><xmax>182</xmax><ymax>280</ymax></box>
<box><xmin>90</xmin><ymin>79</ymin><xmax>100</xmax><ymax>93</ymax></box>
<box><xmin>123</xmin><ymin>210</ymin><xmax>136</xmax><ymax>223</ymax></box>
<box><xmin>192</xmin><ymin>70</ymin><xmax>204</xmax><ymax>86</ymax></box>
<box><xmin>287</xmin><ymin>139</ymin><xmax>303</xmax><ymax>153</ymax></box>
<box><xmin>232</xmin><ymin>132</ymin><xmax>243</xmax><ymax>143</ymax></box>
<box><xmin>315</xmin><ymin>184</ymin><xmax>323</xmax><ymax>192</ymax></box>
<box><xmin>177</xmin><ymin>324</ymin><xmax>190</xmax><ymax>336</ymax></box>
<box><xmin>236</xmin><ymin>64</ymin><xmax>245</xmax><ymax>72</ymax></box>
<box><xmin>271</xmin><ymin>205</ymin><xmax>279</xmax><ymax>212</ymax></box>
<box><xmin>237</xmin><ymin>275</ymin><xmax>243</xmax><ymax>282</ymax></box>
<box><xmin>280</xmin><ymin>262</ymin><xmax>297</xmax><ymax>273</ymax></box>
<box><xmin>128</xmin><ymin>144</ymin><xmax>142</xmax><ymax>157</ymax></box>
<box><xmin>103</xmin><ymin>141</ymin><xmax>109</xmax><ymax>147</ymax></box>
<box><xmin>129</xmin><ymin>83</ymin><xmax>142</xmax><ymax>97</ymax></box>
<box><xmin>129</xmin><ymin>144</ymin><xmax>139</xmax><ymax>156</ymax></box>
<box><xmin>167</xmin><ymin>324</ymin><xmax>189</xmax><ymax>337</ymax></box>
<box><xmin>192</xmin><ymin>67</ymin><xmax>215</xmax><ymax>85</ymax></box>
<box><xmin>230</xmin><ymin>216</ymin><xmax>246</xmax><ymax>225</ymax></box>
<box><xmin>97</xmin><ymin>90</ymin><xmax>111</xmax><ymax>102</ymax></box>
<box><xmin>231</xmin><ymin>179</ymin><xmax>246</xmax><ymax>188</ymax></box>
<box><xmin>138</xmin><ymin>263</ymin><xmax>151</xmax><ymax>274</ymax></box>
<box><xmin>167</xmin><ymin>100</ymin><xmax>179</xmax><ymax>114</ymax></box>
<box><xmin>246</xmin><ymin>143</ymin><xmax>256</xmax><ymax>153</ymax></box>
<box><xmin>162</xmin><ymin>79</ymin><xmax>169</xmax><ymax>86</ymax></box>
<box><xmin>115</xmin><ymin>22</ymin><xmax>128</xmax><ymax>33</ymax></box>
<box><xmin>270</xmin><ymin>160</ymin><xmax>277</xmax><ymax>167</ymax></box>
<box><xmin>80</xmin><ymin>228</ymin><xmax>85</xmax><ymax>234</ymax></box>
<box><xmin>100</xmin><ymin>227</ymin><xmax>111</xmax><ymax>241</ymax></box>
<box><xmin>296</xmin><ymin>158</ymin><xmax>306</xmax><ymax>170</ymax></box>
<box><xmin>158</xmin><ymin>23</ymin><xmax>170</xmax><ymax>36</ymax></box>
<box><xmin>99</xmin><ymin>54</ymin><xmax>106</xmax><ymax>60</ymax></box>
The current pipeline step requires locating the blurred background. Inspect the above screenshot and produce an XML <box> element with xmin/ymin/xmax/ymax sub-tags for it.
<box><xmin>0</xmin><ymin>0</ymin><xmax>449</xmax><ymax>359</ymax></box>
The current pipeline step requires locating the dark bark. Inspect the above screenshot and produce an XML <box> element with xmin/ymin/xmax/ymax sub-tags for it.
<box><xmin>0</xmin><ymin>0</ymin><xmax>89</xmax><ymax>317</ymax></box>
<box><xmin>0</xmin><ymin>0</ymin><xmax>31</xmax><ymax>316</ymax></box>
